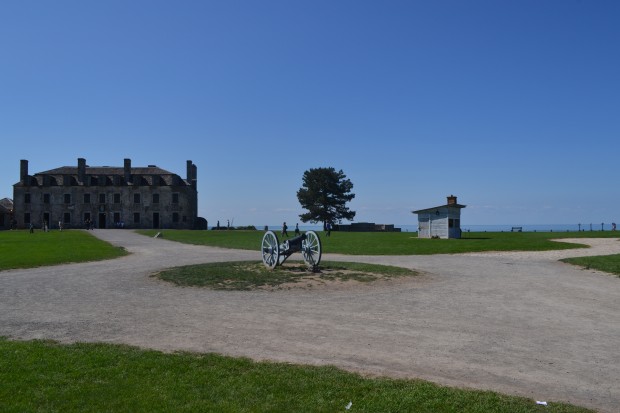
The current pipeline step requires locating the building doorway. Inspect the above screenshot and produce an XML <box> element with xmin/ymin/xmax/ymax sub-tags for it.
<box><xmin>43</xmin><ymin>212</ymin><xmax>50</xmax><ymax>230</ymax></box>
<box><xmin>153</xmin><ymin>212</ymin><xmax>160</xmax><ymax>229</ymax></box>
<box><xmin>98</xmin><ymin>213</ymin><xmax>106</xmax><ymax>229</ymax></box>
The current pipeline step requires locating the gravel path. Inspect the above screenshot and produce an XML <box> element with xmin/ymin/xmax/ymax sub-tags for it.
<box><xmin>1</xmin><ymin>230</ymin><xmax>619</xmax><ymax>412</ymax></box>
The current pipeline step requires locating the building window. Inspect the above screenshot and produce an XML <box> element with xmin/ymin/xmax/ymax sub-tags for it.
<box><xmin>63</xmin><ymin>212</ymin><xmax>71</xmax><ymax>224</ymax></box>
<box><xmin>24</xmin><ymin>213</ymin><xmax>31</xmax><ymax>224</ymax></box>
<box><xmin>152</xmin><ymin>193</ymin><xmax>159</xmax><ymax>204</ymax></box>
<box><xmin>43</xmin><ymin>193</ymin><xmax>50</xmax><ymax>204</ymax></box>
<box><xmin>133</xmin><ymin>213</ymin><xmax>140</xmax><ymax>224</ymax></box>
<box><xmin>134</xmin><ymin>193</ymin><xmax>141</xmax><ymax>204</ymax></box>
<box><xmin>182</xmin><ymin>215</ymin><xmax>187</xmax><ymax>223</ymax></box>
<box><xmin>172</xmin><ymin>213</ymin><xmax>179</xmax><ymax>223</ymax></box>
<box><xmin>64</xmin><ymin>194</ymin><xmax>71</xmax><ymax>204</ymax></box>
<box><xmin>84</xmin><ymin>212</ymin><xmax>91</xmax><ymax>224</ymax></box>
<box><xmin>113</xmin><ymin>212</ymin><xmax>121</xmax><ymax>225</ymax></box>
<box><xmin>84</xmin><ymin>193</ymin><xmax>91</xmax><ymax>204</ymax></box>
<box><xmin>172</xmin><ymin>193</ymin><xmax>179</xmax><ymax>203</ymax></box>
<box><xmin>114</xmin><ymin>193</ymin><xmax>121</xmax><ymax>204</ymax></box>
<box><xmin>99</xmin><ymin>193</ymin><xmax>106</xmax><ymax>204</ymax></box>
<box><xmin>25</xmin><ymin>193</ymin><xmax>31</xmax><ymax>203</ymax></box>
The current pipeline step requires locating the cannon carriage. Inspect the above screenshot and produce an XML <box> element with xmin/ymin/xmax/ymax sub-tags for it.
<box><xmin>261</xmin><ymin>230</ymin><xmax>322</xmax><ymax>269</ymax></box>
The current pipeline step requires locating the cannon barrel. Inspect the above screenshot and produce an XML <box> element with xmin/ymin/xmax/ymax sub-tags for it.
<box><xmin>284</xmin><ymin>233</ymin><xmax>306</xmax><ymax>252</ymax></box>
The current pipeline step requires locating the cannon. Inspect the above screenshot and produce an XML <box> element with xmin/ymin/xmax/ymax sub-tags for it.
<box><xmin>261</xmin><ymin>230</ymin><xmax>322</xmax><ymax>269</ymax></box>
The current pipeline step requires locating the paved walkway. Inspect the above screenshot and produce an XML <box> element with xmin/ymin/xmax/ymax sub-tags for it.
<box><xmin>1</xmin><ymin>230</ymin><xmax>619</xmax><ymax>412</ymax></box>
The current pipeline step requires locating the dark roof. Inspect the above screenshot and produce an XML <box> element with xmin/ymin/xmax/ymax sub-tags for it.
<box><xmin>0</xmin><ymin>198</ymin><xmax>13</xmax><ymax>212</ymax></box>
<box><xmin>38</xmin><ymin>165</ymin><xmax>175</xmax><ymax>175</ymax></box>
<box><xmin>412</xmin><ymin>203</ymin><xmax>466</xmax><ymax>214</ymax></box>
<box><xmin>14</xmin><ymin>164</ymin><xmax>191</xmax><ymax>187</ymax></box>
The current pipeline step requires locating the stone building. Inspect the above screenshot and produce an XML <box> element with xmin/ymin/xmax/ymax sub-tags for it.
<box><xmin>0</xmin><ymin>198</ymin><xmax>13</xmax><ymax>230</ymax></box>
<box><xmin>13</xmin><ymin>158</ymin><xmax>198</xmax><ymax>230</ymax></box>
<box><xmin>413</xmin><ymin>195</ymin><xmax>466</xmax><ymax>239</ymax></box>
<box><xmin>335</xmin><ymin>222</ymin><xmax>401</xmax><ymax>232</ymax></box>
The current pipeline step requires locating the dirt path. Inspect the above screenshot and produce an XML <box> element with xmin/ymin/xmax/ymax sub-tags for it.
<box><xmin>1</xmin><ymin>230</ymin><xmax>619</xmax><ymax>412</ymax></box>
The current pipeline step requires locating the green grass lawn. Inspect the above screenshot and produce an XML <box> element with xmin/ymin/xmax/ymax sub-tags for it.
<box><xmin>154</xmin><ymin>260</ymin><xmax>418</xmax><ymax>290</ymax></box>
<box><xmin>0</xmin><ymin>338</ymin><xmax>593</xmax><ymax>413</ymax></box>
<box><xmin>137</xmin><ymin>229</ymin><xmax>619</xmax><ymax>255</ymax></box>
<box><xmin>0</xmin><ymin>230</ymin><xmax>127</xmax><ymax>271</ymax></box>
<box><xmin>561</xmin><ymin>253</ymin><xmax>620</xmax><ymax>277</ymax></box>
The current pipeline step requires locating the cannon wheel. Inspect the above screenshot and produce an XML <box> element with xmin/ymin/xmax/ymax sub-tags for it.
<box><xmin>301</xmin><ymin>230</ymin><xmax>322</xmax><ymax>267</ymax></box>
<box><xmin>261</xmin><ymin>231</ymin><xmax>280</xmax><ymax>269</ymax></box>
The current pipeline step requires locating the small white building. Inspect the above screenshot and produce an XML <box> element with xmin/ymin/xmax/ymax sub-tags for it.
<box><xmin>413</xmin><ymin>195</ymin><xmax>466</xmax><ymax>239</ymax></box>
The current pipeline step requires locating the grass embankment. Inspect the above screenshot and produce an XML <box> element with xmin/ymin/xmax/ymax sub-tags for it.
<box><xmin>136</xmin><ymin>229</ymin><xmax>619</xmax><ymax>255</ymax></box>
<box><xmin>154</xmin><ymin>261</ymin><xmax>417</xmax><ymax>290</ymax></box>
<box><xmin>0</xmin><ymin>230</ymin><xmax>127</xmax><ymax>271</ymax></box>
<box><xmin>561</xmin><ymin>254</ymin><xmax>620</xmax><ymax>277</ymax></box>
<box><xmin>0</xmin><ymin>338</ymin><xmax>593</xmax><ymax>413</ymax></box>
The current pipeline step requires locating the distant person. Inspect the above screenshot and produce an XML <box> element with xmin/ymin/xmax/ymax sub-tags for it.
<box><xmin>29</xmin><ymin>223</ymin><xmax>34</xmax><ymax>233</ymax></box>
<box><xmin>326</xmin><ymin>222</ymin><xmax>331</xmax><ymax>237</ymax></box>
<box><xmin>58</xmin><ymin>221</ymin><xmax>63</xmax><ymax>231</ymax></box>
<box><xmin>294</xmin><ymin>223</ymin><xmax>300</xmax><ymax>236</ymax></box>
<box><xmin>613</xmin><ymin>222</ymin><xmax>617</xmax><ymax>231</ymax></box>
<box><xmin>282</xmin><ymin>222</ymin><xmax>288</xmax><ymax>237</ymax></box>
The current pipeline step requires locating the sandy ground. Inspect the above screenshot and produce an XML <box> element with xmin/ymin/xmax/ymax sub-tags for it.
<box><xmin>1</xmin><ymin>230</ymin><xmax>619</xmax><ymax>412</ymax></box>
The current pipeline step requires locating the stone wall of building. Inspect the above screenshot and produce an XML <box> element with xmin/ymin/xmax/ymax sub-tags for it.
<box><xmin>12</xmin><ymin>158</ymin><xmax>198</xmax><ymax>230</ymax></box>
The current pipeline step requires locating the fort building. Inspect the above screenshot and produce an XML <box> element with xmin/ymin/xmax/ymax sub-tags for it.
<box><xmin>0</xmin><ymin>198</ymin><xmax>13</xmax><ymax>230</ymax></box>
<box><xmin>13</xmin><ymin>158</ymin><xmax>198</xmax><ymax>230</ymax></box>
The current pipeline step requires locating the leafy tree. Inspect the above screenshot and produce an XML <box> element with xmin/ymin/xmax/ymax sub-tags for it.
<box><xmin>297</xmin><ymin>167</ymin><xmax>356</xmax><ymax>230</ymax></box>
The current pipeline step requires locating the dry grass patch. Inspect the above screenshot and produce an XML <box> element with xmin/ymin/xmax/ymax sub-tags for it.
<box><xmin>153</xmin><ymin>261</ymin><xmax>419</xmax><ymax>291</ymax></box>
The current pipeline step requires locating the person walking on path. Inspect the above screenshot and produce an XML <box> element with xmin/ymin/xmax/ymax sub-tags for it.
<box><xmin>294</xmin><ymin>223</ymin><xmax>300</xmax><ymax>236</ymax></box>
<box><xmin>282</xmin><ymin>222</ymin><xmax>288</xmax><ymax>237</ymax></box>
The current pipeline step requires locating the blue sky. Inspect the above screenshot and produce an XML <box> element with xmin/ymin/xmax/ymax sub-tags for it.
<box><xmin>1</xmin><ymin>1</ymin><xmax>618</xmax><ymax>227</ymax></box>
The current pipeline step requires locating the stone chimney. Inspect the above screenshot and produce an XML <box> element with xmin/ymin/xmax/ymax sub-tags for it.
<box><xmin>186</xmin><ymin>160</ymin><xmax>193</xmax><ymax>183</ymax></box>
<box><xmin>124</xmin><ymin>158</ymin><xmax>132</xmax><ymax>184</ymax></box>
<box><xmin>447</xmin><ymin>195</ymin><xmax>457</xmax><ymax>205</ymax></box>
<box><xmin>78</xmin><ymin>158</ymin><xmax>86</xmax><ymax>183</ymax></box>
<box><xmin>186</xmin><ymin>160</ymin><xmax>197</xmax><ymax>186</ymax></box>
<box><xmin>20</xmin><ymin>159</ymin><xmax>29</xmax><ymax>183</ymax></box>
